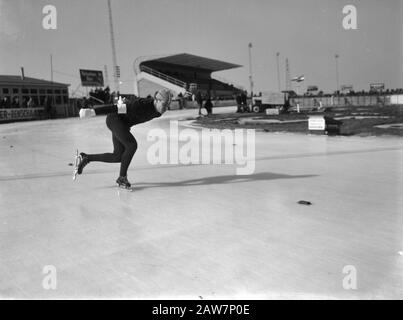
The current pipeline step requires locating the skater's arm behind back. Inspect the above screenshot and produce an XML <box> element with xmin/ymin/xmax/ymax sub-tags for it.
<box><xmin>79</xmin><ymin>104</ymin><xmax>119</xmax><ymax>118</ymax></box>
<box><xmin>91</xmin><ymin>103</ymin><xmax>127</xmax><ymax>116</ymax></box>
<box><xmin>91</xmin><ymin>97</ymin><xmax>127</xmax><ymax>116</ymax></box>
<box><xmin>92</xmin><ymin>104</ymin><xmax>119</xmax><ymax>115</ymax></box>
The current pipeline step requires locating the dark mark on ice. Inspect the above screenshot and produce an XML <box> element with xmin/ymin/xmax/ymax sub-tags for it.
<box><xmin>298</xmin><ymin>200</ymin><xmax>312</xmax><ymax>205</ymax></box>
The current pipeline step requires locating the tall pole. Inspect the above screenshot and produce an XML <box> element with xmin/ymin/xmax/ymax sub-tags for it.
<box><xmin>335</xmin><ymin>54</ymin><xmax>339</xmax><ymax>94</ymax></box>
<box><xmin>296</xmin><ymin>82</ymin><xmax>300</xmax><ymax>113</ymax></box>
<box><xmin>50</xmin><ymin>54</ymin><xmax>54</xmax><ymax>104</ymax></box>
<box><xmin>107</xmin><ymin>0</ymin><xmax>120</xmax><ymax>94</ymax></box>
<box><xmin>276</xmin><ymin>52</ymin><xmax>281</xmax><ymax>92</ymax></box>
<box><xmin>104</xmin><ymin>65</ymin><xmax>110</xmax><ymax>88</ymax></box>
<box><xmin>285</xmin><ymin>58</ymin><xmax>291</xmax><ymax>91</ymax></box>
<box><xmin>248</xmin><ymin>42</ymin><xmax>253</xmax><ymax>98</ymax></box>
<box><xmin>50</xmin><ymin>54</ymin><xmax>53</xmax><ymax>83</ymax></box>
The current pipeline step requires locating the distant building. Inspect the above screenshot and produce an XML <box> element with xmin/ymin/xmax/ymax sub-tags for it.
<box><xmin>0</xmin><ymin>75</ymin><xmax>71</xmax><ymax>121</ymax></box>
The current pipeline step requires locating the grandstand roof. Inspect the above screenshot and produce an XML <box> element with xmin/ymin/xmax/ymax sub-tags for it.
<box><xmin>134</xmin><ymin>53</ymin><xmax>241</xmax><ymax>73</ymax></box>
<box><xmin>0</xmin><ymin>75</ymin><xmax>69</xmax><ymax>87</ymax></box>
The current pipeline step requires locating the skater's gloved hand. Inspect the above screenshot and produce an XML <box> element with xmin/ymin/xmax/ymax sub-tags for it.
<box><xmin>79</xmin><ymin>108</ymin><xmax>96</xmax><ymax>118</ymax></box>
<box><xmin>117</xmin><ymin>96</ymin><xmax>127</xmax><ymax>114</ymax></box>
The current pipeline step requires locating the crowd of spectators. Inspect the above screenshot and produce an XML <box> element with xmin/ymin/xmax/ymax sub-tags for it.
<box><xmin>0</xmin><ymin>95</ymin><xmax>54</xmax><ymax>118</ymax></box>
<box><xmin>0</xmin><ymin>96</ymin><xmax>38</xmax><ymax>109</ymax></box>
<box><xmin>88</xmin><ymin>86</ymin><xmax>113</xmax><ymax>104</ymax></box>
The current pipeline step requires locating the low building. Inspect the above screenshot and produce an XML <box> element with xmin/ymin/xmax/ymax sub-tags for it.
<box><xmin>0</xmin><ymin>75</ymin><xmax>71</xmax><ymax>122</ymax></box>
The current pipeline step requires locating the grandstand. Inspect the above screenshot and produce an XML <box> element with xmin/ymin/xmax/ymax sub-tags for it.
<box><xmin>133</xmin><ymin>53</ymin><xmax>243</xmax><ymax>98</ymax></box>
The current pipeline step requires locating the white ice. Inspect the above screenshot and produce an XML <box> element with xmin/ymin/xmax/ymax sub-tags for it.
<box><xmin>0</xmin><ymin>107</ymin><xmax>402</xmax><ymax>299</ymax></box>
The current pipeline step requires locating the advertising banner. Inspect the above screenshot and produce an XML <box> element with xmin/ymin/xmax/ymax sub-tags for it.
<box><xmin>79</xmin><ymin>69</ymin><xmax>104</xmax><ymax>87</ymax></box>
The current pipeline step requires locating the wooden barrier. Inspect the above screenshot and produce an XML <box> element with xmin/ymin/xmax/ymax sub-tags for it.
<box><xmin>290</xmin><ymin>94</ymin><xmax>402</xmax><ymax>108</ymax></box>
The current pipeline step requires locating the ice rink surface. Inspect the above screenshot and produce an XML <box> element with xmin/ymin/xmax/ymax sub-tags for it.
<box><xmin>0</xmin><ymin>107</ymin><xmax>402</xmax><ymax>299</ymax></box>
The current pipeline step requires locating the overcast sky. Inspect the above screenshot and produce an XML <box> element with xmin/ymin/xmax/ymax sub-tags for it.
<box><xmin>0</xmin><ymin>0</ymin><xmax>402</xmax><ymax>95</ymax></box>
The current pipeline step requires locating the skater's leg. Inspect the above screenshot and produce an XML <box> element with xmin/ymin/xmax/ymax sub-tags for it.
<box><xmin>78</xmin><ymin>114</ymin><xmax>137</xmax><ymax>177</ymax></box>
<box><xmin>110</xmin><ymin>122</ymin><xmax>137</xmax><ymax>177</ymax></box>
<box><xmin>80</xmin><ymin>114</ymin><xmax>126</xmax><ymax>174</ymax></box>
<box><xmin>87</xmin><ymin>134</ymin><xmax>124</xmax><ymax>163</ymax></box>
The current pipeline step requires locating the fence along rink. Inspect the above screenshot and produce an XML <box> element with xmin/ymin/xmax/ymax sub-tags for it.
<box><xmin>290</xmin><ymin>94</ymin><xmax>403</xmax><ymax>109</ymax></box>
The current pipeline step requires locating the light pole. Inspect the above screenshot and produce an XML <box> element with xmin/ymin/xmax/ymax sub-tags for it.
<box><xmin>107</xmin><ymin>0</ymin><xmax>120</xmax><ymax>94</ymax></box>
<box><xmin>50</xmin><ymin>54</ymin><xmax>53</xmax><ymax>83</ymax></box>
<box><xmin>335</xmin><ymin>54</ymin><xmax>339</xmax><ymax>94</ymax></box>
<box><xmin>276</xmin><ymin>52</ymin><xmax>281</xmax><ymax>92</ymax></box>
<box><xmin>248</xmin><ymin>42</ymin><xmax>254</xmax><ymax>99</ymax></box>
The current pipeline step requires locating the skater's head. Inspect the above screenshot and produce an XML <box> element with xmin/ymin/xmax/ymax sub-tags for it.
<box><xmin>154</xmin><ymin>89</ymin><xmax>172</xmax><ymax>114</ymax></box>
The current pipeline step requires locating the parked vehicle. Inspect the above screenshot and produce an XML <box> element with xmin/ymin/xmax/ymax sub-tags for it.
<box><xmin>252</xmin><ymin>91</ymin><xmax>295</xmax><ymax>113</ymax></box>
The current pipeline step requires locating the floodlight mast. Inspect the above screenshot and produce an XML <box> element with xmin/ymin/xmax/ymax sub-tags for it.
<box><xmin>107</xmin><ymin>0</ymin><xmax>120</xmax><ymax>94</ymax></box>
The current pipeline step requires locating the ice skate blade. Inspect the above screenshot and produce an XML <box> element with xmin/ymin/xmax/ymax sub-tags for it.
<box><xmin>116</xmin><ymin>184</ymin><xmax>133</xmax><ymax>192</ymax></box>
<box><xmin>72</xmin><ymin>149</ymin><xmax>80</xmax><ymax>181</ymax></box>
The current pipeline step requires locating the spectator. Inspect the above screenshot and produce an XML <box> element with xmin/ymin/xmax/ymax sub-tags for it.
<box><xmin>27</xmin><ymin>97</ymin><xmax>35</xmax><ymax>108</ymax></box>
<box><xmin>196</xmin><ymin>91</ymin><xmax>203</xmax><ymax>116</ymax></box>
<box><xmin>21</xmin><ymin>97</ymin><xmax>28</xmax><ymax>108</ymax></box>
<box><xmin>177</xmin><ymin>92</ymin><xmax>185</xmax><ymax>109</ymax></box>
<box><xmin>44</xmin><ymin>96</ymin><xmax>53</xmax><ymax>119</ymax></box>
<box><xmin>235</xmin><ymin>93</ymin><xmax>242</xmax><ymax>113</ymax></box>
<box><xmin>204</xmin><ymin>95</ymin><xmax>213</xmax><ymax>115</ymax></box>
<box><xmin>11</xmin><ymin>97</ymin><xmax>20</xmax><ymax>108</ymax></box>
<box><xmin>1</xmin><ymin>97</ymin><xmax>11</xmax><ymax>108</ymax></box>
<box><xmin>240</xmin><ymin>91</ymin><xmax>248</xmax><ymax>112</ymax></box>
<box><xmin>104</xmin><ymin>86</ymin><xmax>111</xmax><ymax>103</ymax></box>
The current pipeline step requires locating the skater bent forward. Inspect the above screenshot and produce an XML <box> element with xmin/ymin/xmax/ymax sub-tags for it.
<box><xmin>76</xmin><ymin>89</ymin><xmax>172</xmax><ymax>189</ymax></box>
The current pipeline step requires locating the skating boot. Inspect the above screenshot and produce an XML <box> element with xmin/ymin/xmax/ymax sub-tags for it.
<box><xmin>116</xmin><ymin>176</ymin><xmax>132</xmax><ymax>191</ymax></box>
<box><xmin>73</xmin><ymin>151</ymin><xmax>90</xmax><ymax>180</ymax></box>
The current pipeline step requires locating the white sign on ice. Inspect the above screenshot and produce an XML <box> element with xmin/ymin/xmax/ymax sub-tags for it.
<box><xmin>308</xmin><ymin>116</ymin><xmax>326</xmax><ymax>130</ymax></box>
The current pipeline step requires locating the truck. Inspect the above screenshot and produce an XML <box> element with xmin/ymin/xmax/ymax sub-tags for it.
<box><xmin>251</xmin><ymin>91</ymin><xmax>294</xmax><ymax>114</ymax></box>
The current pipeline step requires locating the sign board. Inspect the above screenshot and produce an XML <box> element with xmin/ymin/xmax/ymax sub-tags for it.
<box><xmin>114</xmin><ymin>66</ymin><xmax>120</xmax><ymax>78</ymax></box>
<box><xmin>0</xmin><ymin>108</ymin><xmax>43</xmax><ymax>121</ymax></box>
<box><xmin>265</xmin><ymin>108</ymin><xmax>279</xmax><ymax>115</ymax></box>
<box><xmin>308</xmin><ymin>116</ymin><xmax>326</xmax><ymax>130</ymax></box>
<box><xmin>79</xmin><ymin>69</ymin><xmax>104</xmax><ymax>87</ymax></box>
<box><xmin>341</xmin><ymin>84</ymin><xmax>353</xmax><ymax>92</ymax></box>
<box><xmin>370</xmin><ymin>83</ymin><xmax>384</xmax><ymax>92</ymax></box>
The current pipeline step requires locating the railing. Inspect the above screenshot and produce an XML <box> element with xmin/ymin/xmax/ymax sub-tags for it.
<box><xmin>140</xmin><ymin>65</ymin><xmax>187</xmax><ymax>88</ymax></box>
